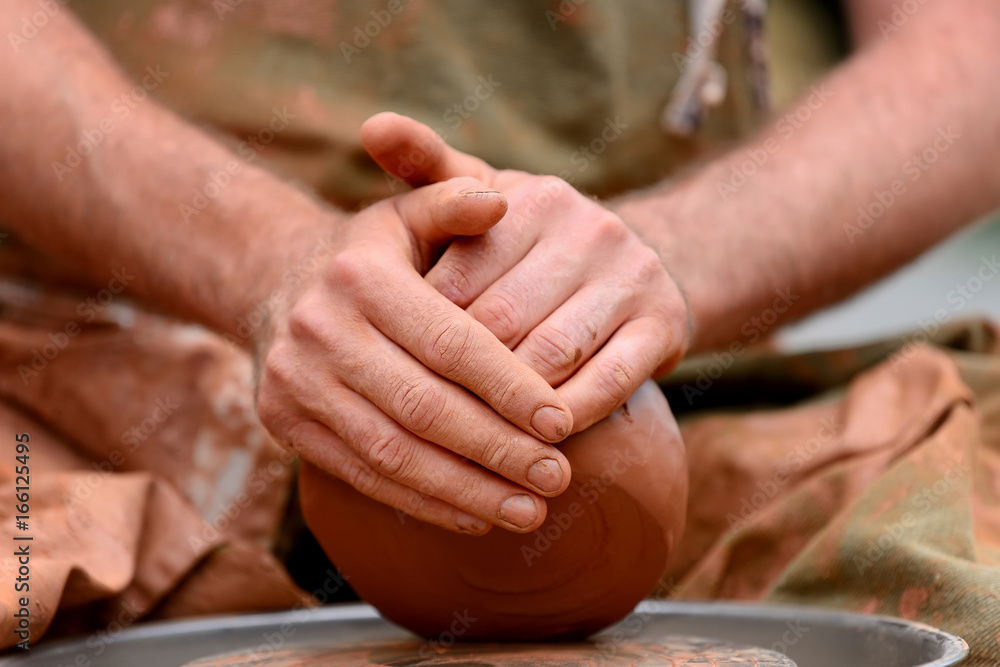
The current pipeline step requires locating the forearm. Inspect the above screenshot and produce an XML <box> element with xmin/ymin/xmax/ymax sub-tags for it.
<box><xmin>0</xmin><ymin>1</ymin><xmax>340</xmax><ymax>337</ymax></box>
<box><xmin>615</xmin><ymin>0</ymin><xmax>1000</xmax><ymax>353</ymax></box>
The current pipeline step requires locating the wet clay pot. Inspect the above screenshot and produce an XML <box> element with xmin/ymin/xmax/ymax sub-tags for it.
<box><xmin>299</xmin><ymin>380</ymin><xmax>688</xmax><ymax>641</ymax></box>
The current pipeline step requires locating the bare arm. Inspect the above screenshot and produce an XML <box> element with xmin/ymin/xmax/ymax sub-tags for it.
<box><xmin>0</xmin><ymin>1</ymin><xmax>577</xmax><ymax>534</ymax></box>
<box><xmin>0</xmin><ymin>1</ymin><xmax>322</xmax><ymax>332</ymax></box>
<box><xmin>614</xmin><ymin>0</ymin><xmax>1000</xmax><ymax>352</ymax></box>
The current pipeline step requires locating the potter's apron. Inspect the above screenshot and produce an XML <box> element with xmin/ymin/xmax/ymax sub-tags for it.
<box><xmin>3</xmin><ymin>1</ymin><xmax>999</xmax><ymax>665</ymax></box>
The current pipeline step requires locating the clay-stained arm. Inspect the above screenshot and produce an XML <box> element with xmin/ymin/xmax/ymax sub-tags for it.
<box><xmin>613</xmin><ymin>0</ymin><xmax>1000</xmax><ymax>353</ymax></box>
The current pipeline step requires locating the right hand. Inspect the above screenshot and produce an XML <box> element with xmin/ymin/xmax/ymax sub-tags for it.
<box><xmin>254</xmin><ymin>177</ymin><xmax>574</xmax><ymax>535</ymax></box>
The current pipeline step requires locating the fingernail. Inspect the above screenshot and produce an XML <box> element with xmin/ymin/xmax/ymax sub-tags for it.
<box><xmin>498</xmin><ymin>494</ymin><xmax>538</xmax><ymax>529</ymax></box>
<box><xmin>531</xmin><ymin>406</ymin><xmax>570</xmax><ymax>441</ymax></box>
<box><xmin>456</xmin><ymin>512</ymin><xmax>488</xmax><ymax>535</ymax></box>
<box><xmin>527</xmin><ymin>458</ymin><xmax>563</xmax><ymax>494</ymax></box>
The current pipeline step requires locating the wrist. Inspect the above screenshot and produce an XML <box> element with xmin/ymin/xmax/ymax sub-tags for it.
<box><xmin>608</xmin><ymin>187</ymin><xmax>697</xmax><ymax>364</ymax></box>
<box><xmin>216</xmin><ymin>192</ymin><xmax>346</xmax><ymax>349</ymax></box>
<box><xmin>609</xmin><ymin>169</ymin><xmax>769</xmax><ymax>355</ymax></box>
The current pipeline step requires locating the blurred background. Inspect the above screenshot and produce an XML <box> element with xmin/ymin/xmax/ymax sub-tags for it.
<box><xmin>767</xmin><ymin>0</ymin><xmax>1000</xmax><ymax>352</ymax></box>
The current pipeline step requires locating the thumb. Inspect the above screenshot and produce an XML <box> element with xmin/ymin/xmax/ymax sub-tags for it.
<box><xmin>362</xmin><ymin>111</ymin><xmax>498</xmax><ymax>187</ymax></box>
<box><xmin>393</xmin><ymin>176</ymin><xmax>507</xmax><ymax>247</ymax></box>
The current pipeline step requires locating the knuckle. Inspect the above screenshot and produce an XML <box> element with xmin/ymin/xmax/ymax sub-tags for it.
<box><xmin>254</xmin><ymin>357</ymin><xmax>310</xmax><ymax>448</ymax></box>
<box><xmin>536</xmin><ymin>175</ymin><xmax>571</xmax><ymax>202</ymax></box>
<box><xmin>392</xmin><ymin>380</ymin><xmax>446</xmax><ymax>435</ymax></box>
<box><xmin>475</xmin><ymin>291</ymin><xmax>522</xmax><ymax>343</ymax></box>
<box><xmin>517</xmin><ymin>176</ymin><xmax>572</xmax><ymax>221</ymax></box>
<box><xmin>589</xmin><ymin>212</ymin><xmax>629</xmax><ymax>245</ymax></box>
<box><xmin>255</xmin><ymin>402</ymin><xmax>294</xmax><ymax>452</ymax></box>
<box><xmin>399</xmin><ymin>489</ymin><xmax>432</xmax><ymax>518</ymax></box>
<box><xmin>258</xmin><ymin>346</ymin><xmax>297</xmax><ymax>404</ymax></box>
<box><xmin>527</xmin><ymin>326</ymin><xmax>583</xmax><ymax>375</ymax></box>
<box><xmin>633</xmin><ymin>245</ymin><xmax>666</xmax><ymax>285</ymax></box>
<box><xmin>254</xmin><ymin>384</ymin><xmax>283</xmax><ymax>432</ymax></box>
<box><xmin>426</xmin><ymin>319</ymin><xmax>475</xmax><ymax>374</ymax></box>
<box><xmin>342</xmin><ymin>458</ymin><xmax>381</xmax><ymax>497</ymax></box>
<box><xmin>488</xmin><ymin>373</ymin><xmax>527</xmax><ymax>415</ymax></box>
<box><xmin>325</xmin><ymin>251</ymin><xmax>369</xmax><ymax>291</ymax></box>
<box><xmin>368</xmin><ymin>433</ymin><xmax>414</xmax><ymax>479</ymax></box>
<box><xmin>435</xmin><ymin>259</ymin><xmax>477</xmax><ymax>305</ymax></box>
<box><xmin>286</xmin><ymin>296</ymin><xmax>328</xmax><ymax>343</ymax></box>
<box><xmin>480</xmin><ymin>429</ymin><xmax>518</xmax><ymax>474</ymax></box>
<box><xmin>415</xmin><ymin>461</ymin><xmax>449</xmax><ymax>497</ymax></box>
<box><xmin>456</xmin><ymin>479</ymin><xmax>487</xmax><ymax>512</ymax></box>
<box><xmin>594</xmin><ymin>356</ymin><xmax>636</xmax><ymax>410</ymax></box>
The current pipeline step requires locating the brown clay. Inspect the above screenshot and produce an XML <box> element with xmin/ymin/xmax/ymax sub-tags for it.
<box><xmin>300</xmin><ymin>380</ymin><xmax>688</xmax><ymax>641</ymax></box>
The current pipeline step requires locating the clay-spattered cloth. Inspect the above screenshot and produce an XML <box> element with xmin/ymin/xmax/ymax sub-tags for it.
<box><xmin>659</xmin><ymin>320</ymin><xmax>1000</xmax><ymax>666</ymax></box>
<box><xmin>0</xmin><ymin>279</ymin><xmax>314</xmax><ymax>647</ymax></box>
<box><xmin>2</xmin><ymin>281</ymin><xmax>999</xmax><ymax>664</ymax></box>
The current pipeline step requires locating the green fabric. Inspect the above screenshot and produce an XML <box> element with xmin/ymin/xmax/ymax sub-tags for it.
<box><xmin>70</xmin><ymin>0</ymin><xmax>766</xmax><ymax>208</ymax></box>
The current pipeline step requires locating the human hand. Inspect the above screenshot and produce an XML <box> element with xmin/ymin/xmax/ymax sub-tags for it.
<box><xmin>362</xmin><ymin>113</ymin><xmax>691</xmax><ymax>432</ymax></box>
<box><xmin>254</xmin><ymin>177</ymin><xmax>575</xmax><ymax>536</ymax></box>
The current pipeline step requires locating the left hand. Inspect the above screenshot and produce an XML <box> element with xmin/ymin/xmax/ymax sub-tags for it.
<box><xmin>362</xmin><ymin>112</ymin><xmax>691</xmax><ymax>432</ymax></box>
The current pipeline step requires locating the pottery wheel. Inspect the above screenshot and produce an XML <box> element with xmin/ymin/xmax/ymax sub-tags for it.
<box><xmin>184</xmin><ymin>637</ymin><xmax>797</xmax><ymax>666</ymax></box>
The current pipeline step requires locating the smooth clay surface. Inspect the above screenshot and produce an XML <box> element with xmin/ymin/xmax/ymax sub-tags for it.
<box><xmin>300</xmin><ymin>380</ymin><xmax>688</xmax><ymax>640</ymax></box>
